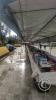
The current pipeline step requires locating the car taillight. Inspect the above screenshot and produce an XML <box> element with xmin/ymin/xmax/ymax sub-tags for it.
<box><xmin>50</xmin><ymin>67</ymin><xmax>56</xmax><ymax>72</ymax></box>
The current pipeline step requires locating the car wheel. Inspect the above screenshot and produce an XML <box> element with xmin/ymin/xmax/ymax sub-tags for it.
<box><xmin>37</xmin><ymin>81</ymin><xmax>51</xmax><ymax>92</ymax></box>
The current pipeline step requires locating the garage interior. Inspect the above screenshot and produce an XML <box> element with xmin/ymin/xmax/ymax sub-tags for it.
<box><xmin>0</xmin><ymin>0</ymin><xmax>56</xmax><ymax>100</ymax></box>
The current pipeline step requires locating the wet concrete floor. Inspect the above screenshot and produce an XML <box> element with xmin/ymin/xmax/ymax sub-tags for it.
<box><xmin>0</xmin><ymin>46</ymin><xmax>56</xmax><ymax>100</ymax></box>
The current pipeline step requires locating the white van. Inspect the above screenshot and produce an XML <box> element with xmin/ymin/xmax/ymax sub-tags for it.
<box><xmin>27</xmin><ymin>46</ymin><xmax>56</xmax><ymax>92</ymax></box>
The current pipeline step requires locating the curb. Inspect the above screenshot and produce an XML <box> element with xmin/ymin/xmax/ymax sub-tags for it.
<box><xmin>0</xmin><ymin>50</ymin><xmax>15</xmax><ymax>62</ymax></box>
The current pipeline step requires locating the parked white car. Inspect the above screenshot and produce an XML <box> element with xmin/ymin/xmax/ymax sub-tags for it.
<box><xmin>27</xmin><ymin>46</ymin><xmax>56</xmax><ymax>92</ymax></box>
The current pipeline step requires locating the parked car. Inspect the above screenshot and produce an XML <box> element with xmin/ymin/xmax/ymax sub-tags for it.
<box><xmin>27</xmin><ymin>46</ymin><xmax>56</xmax><ymax>92</ymax></box>
<box><xmin>6</xmin><ymin>44</ymin><xmax>16</xmax><ymax>51</ymax></box>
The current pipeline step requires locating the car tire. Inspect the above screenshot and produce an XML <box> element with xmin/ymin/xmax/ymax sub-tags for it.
<box><xmin>37</xmin><ymin>81</ymin><xmax>51</xmax><ymax>92</ymax></box>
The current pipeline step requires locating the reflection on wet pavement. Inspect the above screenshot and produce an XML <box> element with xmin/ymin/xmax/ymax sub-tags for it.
<box><xmin>0</xmin><ymin>45</ymin><xmax>56</xmax><ymax>100</ymax></box>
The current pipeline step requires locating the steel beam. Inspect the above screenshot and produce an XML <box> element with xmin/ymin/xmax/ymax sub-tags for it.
<box><xmin>33</xmin><ymin>35</ymin><xmax>56</xmax><ymax>43</ymax></box>
<box><xmin>12</xmin><ymin>8</ymin><xmax>56</xmax><ymax>14</ymax></box>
